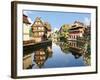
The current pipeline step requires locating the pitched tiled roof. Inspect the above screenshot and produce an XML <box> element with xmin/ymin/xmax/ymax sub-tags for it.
<box><xmin>23</xmin><ymin>14</ymin><xmax>31</xmax><ymax>24</ymax></box>
<box><xmin>31</xmin><ymin>17</ymin><xmax>44</xmax><ymax>27</ymax></box>
<box><xmin>44</xmin><ymin>22</ymin><xmax>51</xmax><ymax>31</ymax></box>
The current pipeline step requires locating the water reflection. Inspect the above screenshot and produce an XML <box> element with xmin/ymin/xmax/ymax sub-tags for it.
<box><xmin>68</xmin><ymin>40</ymin><xmax>84</xmax><ymax>49</ymax></box>
<box><xmin>56</xmin><ymin>41</ymin><xmax>82</xmax><ymax>59</ymax></box>
<box><xmin>23</xmin><ymin>41</ymin><xmax>91</xmax><ymax>69</ymax></box>
<box><xmin>68</xmin><ymin>41</ymin><xmax>91</xmax><ymax>65</ymax></box>
<box><xmin>33</xmin><ymin>46</ymin><xmax>52</xmax><ymax>68</ymax></box>
<box><xmin>83</xmin><ymin>52</ymin><xmax>91</xmax><ymax>66</ymax></box>
<box><xmin>56</xmin><ymin>42</ymin><xmax>69</xmax><ymax>53</ymax></box>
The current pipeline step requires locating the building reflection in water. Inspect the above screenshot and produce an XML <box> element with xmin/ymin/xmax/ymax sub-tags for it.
<box><xmin>59</xmin><ymin>42</ymin><xmax>69</xmax><ymax>53</ymax></box>
<box><xmin>68</xmin><ymin>40</ymin><xmax>84</xmax><ymax>49</ymax></box>
<box><xmin>23</xmin><ymin>41</ymin><xmax>90</xmax><ymax>69</ymax></box>
<box><xmin>57</xmin><ymin>41</ymin><xmax>82</xmax><ymax>59</ymax></box>
<box><xmin>23</xmin><ymin>44</ymin><xmax>52</xmax><ymax>69</ymax></box>
<box><xmin>58</xmin><ymin>41</ymin><xmax>90</xmax><ymax>65</ymax></box>
<box><xmin>32</xmin><ymin>45</ymin><xmax>52</xmax><ymax>68</ymax></box>
<box><xmin>70</xmin><ymin>41</ymin><xmax>90</xmax><ymax>65</ymax></box>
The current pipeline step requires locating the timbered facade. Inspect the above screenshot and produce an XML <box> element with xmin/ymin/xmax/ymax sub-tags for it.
<box><xmin>31</xmin><ymin>17</ymin><xmax>51</xmax><ymax>43</ymax></box>
<box><xmin>68</xmin><ymin>21</ymin><xmax>85</xmax><ymax>41</ymax></box>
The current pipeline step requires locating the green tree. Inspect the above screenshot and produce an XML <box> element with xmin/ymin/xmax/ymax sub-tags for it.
<box><xmin>29</xmin><ymin>27</ymin><xmax>33</xmax><ymax>37</ymax></box>
<box><xmin>59</xmin><ymin>24</ymin><xmax>70</xmax><ymax>41</ymax></box>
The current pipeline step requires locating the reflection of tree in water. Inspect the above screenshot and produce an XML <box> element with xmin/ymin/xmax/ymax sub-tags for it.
<box><xmin>69</xmin><ymin>40</ymin><xmax>91</xmax><ymax>65</ymax></box>
<box><xmin>58</xmin><ymin>42</ymin><xmax>69</xmax><ymax>53</ymax></box>
<box><xmin>83</xmin><ymin>51</ymin><xmax>91</xmax><ymax>66</ymax></box>
<box><xmin>71</xmin><ymin>52</ymin><xmax>82</xmax><ymax>59</ymax></box>
<box><xmin>56</xmin><ymin>41</ymin><xmax>82</xmax><ymax>59</ymax></box>
<box><xmin>33</xmin><ymin>45</ymin><xmax>52</xmax><ymax>68</ymax></box>
<box><xmin>46</xmin><ymin>46</ymin><xmax>53</xmax><ymax>58</ymax></box>
<box><xmin>57</xmin><ymin>41</ymin><xmax>87</xmax><ymax>59</ymax></box>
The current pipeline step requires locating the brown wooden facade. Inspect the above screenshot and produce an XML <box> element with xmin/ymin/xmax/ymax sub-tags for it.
<box><xmin>68</xmin><ymin>21</ymin><xmax>85</xmax><ymax>40</ymax></box>
<box><xmin>31</xmin><ymin>17</ymin><xmax>51</xmax><ymax>43</ymax></box>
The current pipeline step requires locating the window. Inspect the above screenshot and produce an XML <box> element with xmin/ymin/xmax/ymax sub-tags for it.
<box><xmin>41</xmin><ymin>32</ymin><xmax>44</xmax><ymax>35</ymax></box>
<box><xmin>34</xmin><ymin>27</ymin><xmax>37</xmax><ymax>30</ymax></box>
<box><xmin>39</xmin><ymin>32</ymin><xmax>41</xmax><ymax>36</ymax></box>
<box><xmin>38</xmin><ymin>27</ymin><xmax>41</xmax><ymax>30</ymax></box>
<box><xmin>41</xmin><ymin>27</ymin><xmax>44</xmax><ymax>30</ymax></box>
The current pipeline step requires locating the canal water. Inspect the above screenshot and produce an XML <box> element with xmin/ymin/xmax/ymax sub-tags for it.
<box><xmin>23</xmin><ymin>42</ymin><xmax>90</xmax><ymax>69</ymax></box>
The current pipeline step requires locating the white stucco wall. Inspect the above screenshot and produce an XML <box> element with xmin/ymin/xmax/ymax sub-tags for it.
<box><xmin>23</xmin><ymin>23</ymin><xmax>31</xmax><ymax>41</ymax></box>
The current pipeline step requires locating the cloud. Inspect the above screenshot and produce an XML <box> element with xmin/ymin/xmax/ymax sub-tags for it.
<box><xmin>23</xmin><ymin>11</ymin><xmax>28</xmax><ymax>15</ymax></box>
<box><xmin>84</xmin><ymin>17</ymin><xmax>90</xmax><ymax>25</ymax></box>
<box><xmin>23</xmin><ymin>11</ymin><xmax>33</xmax><ymax>16</ymax></box>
